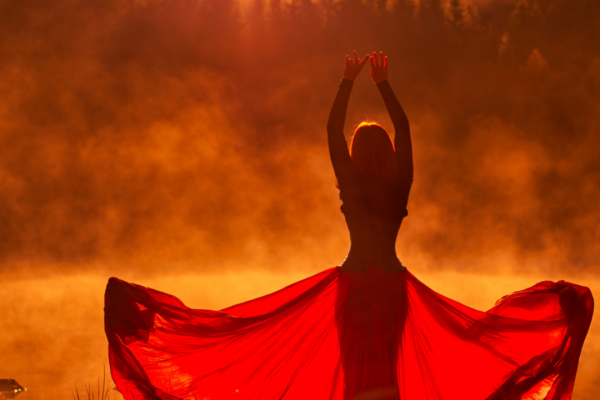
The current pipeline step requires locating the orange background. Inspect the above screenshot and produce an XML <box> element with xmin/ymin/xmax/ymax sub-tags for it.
<box><xmin>0</xmin><ymin>0</ymin><xmax>598</xmax><ymax>398</ymax></box>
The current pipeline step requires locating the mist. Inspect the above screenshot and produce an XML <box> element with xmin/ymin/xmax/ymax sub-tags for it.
<box><xmin>0</xmin><ymin>0</ymin><xmax>597</xmax><ymax>274</ymax></box>
<box><xmin>1</xmin><ymin>0</ymin><xmax>599</xmax><ymax>398</ymax></box>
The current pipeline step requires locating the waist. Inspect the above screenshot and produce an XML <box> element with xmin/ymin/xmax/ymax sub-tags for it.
<box><xmin>340</xmin><ymin>249</ymin><xmax>404</xmax><ymax>273</ymax></box>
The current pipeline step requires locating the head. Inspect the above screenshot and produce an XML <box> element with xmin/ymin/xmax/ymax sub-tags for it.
<box><xmin>350</xmin><ymin>121</ymin><xmax>397</xmax><ymax>179</ymax></box>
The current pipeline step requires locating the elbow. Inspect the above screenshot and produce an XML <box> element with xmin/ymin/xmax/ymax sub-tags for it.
<box><xmin>327</xmin><ymin>124</ymin><xmax>342</xmax><ymax>139</ymax></box>
<box><xmin>326</xmin><ymin>121</ymin><xmax>338</xmax><ymax>134</ymax></box>
<box><xmin>405</xmin><ymin>164</ymin><xmax>414</xmax><ymax>184</ymax></box>
<box><xmin>401</xmin><ymin>121</ymin><xmax>410</xmax><ymax>136</ymax></box>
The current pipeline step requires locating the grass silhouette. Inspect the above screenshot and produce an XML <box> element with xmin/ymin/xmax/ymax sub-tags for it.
<box><xmin>73</xmin><ymin>367</ymin><xmax>119</xmax><ymax>400</ymax></box>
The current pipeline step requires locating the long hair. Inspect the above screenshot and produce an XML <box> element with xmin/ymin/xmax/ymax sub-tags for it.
<box><xmin>350</xmin><ymin>121</ymin><xmax>397</xmax><ymax>179</ymax></box>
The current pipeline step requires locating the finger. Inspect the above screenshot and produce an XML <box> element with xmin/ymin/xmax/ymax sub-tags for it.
<box><xmin>380</xmin><ymin>51</ymin><xmax>384</xmax><ymax>67</ymax></box>
<box><xmin>353</xmin><ymin>50</ymin><xmax>359</xmax><ymax>65</ymax></box>
<box><xmin>359</xmin><ymin>54</ymin><xmax>369</xmax><ymax>66</ymax></box>
<box><xmin>373</xmin><ymin>52</ymin><xmax>378</xmax><ymax>67</ymax></box>
<box><xmin>384</xmin><ymin>55</ymin><xmax>388</xmax><ymax>68</ymax></box>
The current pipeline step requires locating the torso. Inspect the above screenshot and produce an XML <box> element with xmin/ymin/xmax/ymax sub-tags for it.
<box><xmin>337</xmin><ymin>172</ymin><xmax>410</xmax><ymax>273</ymax></box>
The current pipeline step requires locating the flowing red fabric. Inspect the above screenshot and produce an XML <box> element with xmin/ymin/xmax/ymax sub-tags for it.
<box><xmin>105</xmin><ymin>267</ymin><xmax>593</xmax><ymax>400</ymax></box>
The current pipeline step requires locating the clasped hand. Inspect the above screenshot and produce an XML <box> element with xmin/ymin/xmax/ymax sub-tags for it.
<box><xmin>342</xmin><ymin>50</ymin><xmax>388</xmax><ymax>84</ymax></box>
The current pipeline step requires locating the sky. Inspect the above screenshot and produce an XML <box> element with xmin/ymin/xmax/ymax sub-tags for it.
<box><xmin>0</xmin><ymin>0</ymin><xmax>598</xmax><ymax>398</ymax></box>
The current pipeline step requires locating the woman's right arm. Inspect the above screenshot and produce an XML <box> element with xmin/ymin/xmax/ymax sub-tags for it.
<box><xmin>327</xmin><ymin>78</ymin><xmax>355</xmax><ymax>179</ymax></box>
<box><xmin>327</xmin><ymin>52</ymin><xmax>369</xmax><ymax>180</ymax></box>
<box><xmin>371</xmin><ymin>52</ymin><xmax>414</xmax><ymax>185</ymax></box>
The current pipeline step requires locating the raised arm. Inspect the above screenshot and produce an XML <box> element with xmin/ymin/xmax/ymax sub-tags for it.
<box><xmin>371</xmin><ymin>52</ymin><xmax>414</xmax><ymax>185</ymax></box>
<box><xmin>327</xmin><ymin>51</ymin><xmax>369</xmax><ymax>181</ymax></box>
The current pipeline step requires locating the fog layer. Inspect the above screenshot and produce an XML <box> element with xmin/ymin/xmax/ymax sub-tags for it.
<box><xmin>0</xmin><ymin>0</ymin><xmax>598</xmax><ymax>274</ymax></box>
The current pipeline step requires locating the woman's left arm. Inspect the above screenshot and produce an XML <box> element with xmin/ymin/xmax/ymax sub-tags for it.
<box><xmin>371</xmin><ymin>52</ymin><xmax>413</xmax><ymax>186</ymax></box>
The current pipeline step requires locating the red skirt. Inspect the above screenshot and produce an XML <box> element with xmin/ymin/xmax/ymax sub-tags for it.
<box><xmin>104</xmin><ymin>267</ymin><xmax>593</xmax><ymax>400</ymax></box>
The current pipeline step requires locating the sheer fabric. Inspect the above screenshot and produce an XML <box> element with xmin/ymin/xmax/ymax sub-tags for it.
<box><xmin>105</xmin><ymin>266</ymin><xmax>592</xmax><ymax>400</ymax></box>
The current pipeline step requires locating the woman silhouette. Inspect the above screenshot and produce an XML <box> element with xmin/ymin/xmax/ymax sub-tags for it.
<box><xmin>104</xmin><ymin>52</ymin><xmax>593</xmax><ymax>400</ymax></box>
<box><xmin>330</xmin><ymin>51</ymin><xmax>411</xmax><ymax>399</ymax></box>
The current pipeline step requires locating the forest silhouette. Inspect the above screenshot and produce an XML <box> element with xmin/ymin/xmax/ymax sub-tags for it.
<box><xmin>0</xmin><ymin>0</ymin><xmax>598</xmax><ymax>274</ymax></box>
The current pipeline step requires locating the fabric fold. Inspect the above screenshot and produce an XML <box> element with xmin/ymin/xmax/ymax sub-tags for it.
<box><xmin>105</xmin><ymin>267</ymin><xmax>593</xmax><ymax>400</ymax></box>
